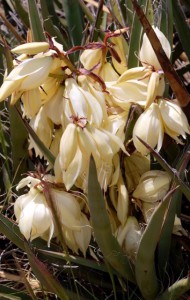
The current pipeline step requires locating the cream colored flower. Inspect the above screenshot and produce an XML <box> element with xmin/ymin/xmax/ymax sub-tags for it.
<box><xmin>65</xmin><ymin>78</ymin><xmax>104</xmax><ymax>127</ymax></box>
<box><xmin>43</xmin><ymin>86</ymin><xmax>64</xmax><ymax>125</ymax></box>
<box><xmin>99</xmin><ymin>62</ymin><xmax>119</xmax><ymax>82</ymax></box>
<box><xmin>57</xmin><ymin>120</ymin><xmax>127</xmax><ymax>191</ymax></box>
<box><xmin>49</xmin><ymin>188</ymin><xmax>92</xmax><ymax>256</ymax></box>
<box><xmin>15</xmin><ymin>176</ymin><xmax>91</xmax><ymax>255</ymax></box>
<box><xmin>158</xmin><ymin>99</ymin><xmax>190</xmax><ymax>142</ymax></box>
<box><xmin>109</xmin><ymin>173</ymin><xmax>129</xmax><ymax>225</ymax></box>
<box><xmin>132</xmin><ymin>170</ymin><xmax>171</xmax><ymax>202</ymax></box>
<box><xmin>39</xmin><ymin>77</ymin><xmax>60</xmax><ymax>103</ymax></box>
<box><xmin>107</xmin><ymin>68</ymin><xmax>149</xmax><ymax>109</ymax></box>
<box><xmin>115</xmin><ymin>216</ymin><xmax>141</xmax><ymax>261</ymax></box>
<box><xmin>78</xmin><ymin>76</ymin><xmax>108</xmax><ymax>123</ymax></box>
<box><xmin>145</xmin><ymin>72</ymin><xmax>165</xmax><ymax>109</ymax></box>
<box><xmin>50</xmin><ymin>128</ymin><xmax>63</xmax><ymax>157</ymax></box>
<box><xmin>139</xmin><ymin>26</ymin><xmax>171</xmax><ymax>70</ymax></box>
<box><xmin>73</xmin><ymin>214</ymin><xmax>92</xmax><ymax>256</ymax></box>
<box><xmin>49</xmin><ymin>188</ymin><xmax>83</xmax><ymax>229</ymax></box>
<box><xmin>0</xmin><ymin>56</ymin><xmax>53</xmax><ymax>102</ymax></box>
<box><xmin>108</xmin><ymin>66</ymin><xmax>165</xmax><ymax>109</ymax></box>
<box><xmin>117</xmin><ymin>66</ymin><xmax>150</xmax><ymax>83</ymax></box>
<box><xmin>110</xmin><ymin>34</ymin><xmax>128</xmax><ymax>75</ymax></box>
<box><xmin>29</xmin><ymin>106</ymin><xmax>54</xmax><ymax>157</ymax></box>
<box><xmin>11</xmin><ymin>42</ymin><xmax>49</xmax><ymax>55</ymax></box>
<box><xmin>80</xmin><ymin>47</ymin><xmax>105</xmax><ymax>73</ymax></box>
<box><xmin>21</xmin><ymin>88</ymin><xmax>42</xmax><ymax>118</ymax></box>
<box><xmin>104</xmin><ymin>110</ymin><xmax>129</xmax><ymax>141</ymax></box>
<box><xmin>14</xmin><ymin>187</ymin><xmax>55</xmax><ymax>246</ymax></box>
<box><xmin>133</xmin><ymin>103</ymin><xmax>164</xmax><ymax>155</ymax></box>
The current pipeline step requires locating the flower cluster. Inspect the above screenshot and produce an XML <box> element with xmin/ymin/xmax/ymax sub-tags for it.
<box><xmin>0</xmin><ymin>27</ymin><xmax>189</xmax><ymax>257</ymax></box>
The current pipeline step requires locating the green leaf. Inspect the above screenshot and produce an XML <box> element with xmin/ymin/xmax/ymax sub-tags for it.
<box><xmin>0</xmin><ymin>285</ymin><xmax>32</xmax><ymax>300</ymax></box>
<box><xmin>88</xmin><ymin>158</ymin><xmax>135</xmax><ymax>283</ymax></box>
<box><xmin>0</xmin><ymin>46</ymin><xmax>12</xmax><ymax>188</ymax></box>
<box><xmin>172</xmin><ymin>0</ymin><xmax>190</xmax><ymax>62</ymax></box>
<box><xmin>38</xmin><ymin>249</ymin><xmax>109</xmax><ymax>273</ymax></box>
<box><xmin>0</xmin><ymin>116</ymin><xmax>12</xmax><ymax>198</ymax></box>
<box><xmin>108</xmin><ymin>0</ymin><xmax>126</xmax><ymax>27</ymax></box>
<box><xmin>0</xmin><ymin>213</ymin><xmax>25</xmax><ymax>251</ymax></box>
<box><xmin>158</xmin><ymin>276</ymin><xmax>190</xmax><ymax>300</ymax></box>
<box><xmin>128</xmin><ymin>0</ymin><xmax>150</xmax><ymax>68</ymax></box>
<box><xmin>40</xmin><ymin>0</ymin><xmax>69</xmax><ymax>50</ymax></box>
<box><xmin>2</xmin><ymin>45</ymin><xmax>29</xmax><ymax>186</ymax></box>
<box><xmin>8</xmin><ymin>104</ymin><xmax>29</xmax><ymax>186</ymax></box>
<box><xmin>160</xmin><ymin>1</ymin><xmax>173</xmax><ymax>49</ymax></box>
<box><xmin>62</xmin><ymin>0</ymin><xmax>84</xmax><ymax>61</ymax></box>
<box><xmin>157</xmin><ymin>146</ymin><xmax>190</xmax><ymax>279</ymax></box>
<box><xmin>24</xmin><ymin>242</ymin><xmax>69</xmax><ymax>300</ymax></box>
<box><xmin>135</xmin><ymin>188</ymin><xmax>177</xmax><ymax>300</ymax></box>
<box><xmin>90</xmin><ymin>0</ymin><xmax>104</xmax><ymax>42</ymax></box>
<box><xmin>11</xmin><ymin>0</ymin><xmax>30</xmax><ymax>28</ymax></box>
<box><xmin>78</xmin><ymin>0</ymin><xmax>94</xmax><ymax>24</ymax></box>
<box><xmin>27</xmin><ymin>0</ymin><xmax>46</xmax><ymax>42</ymax></box>
<box><xmin>125</xmin><ymin>0</ymin><xmax>133</xmax><ymax>26</ymax></box>
<box><xmin>157</xmin><ymin>191</ymin><xmax>178</xmax><ymax>280</ymax></box>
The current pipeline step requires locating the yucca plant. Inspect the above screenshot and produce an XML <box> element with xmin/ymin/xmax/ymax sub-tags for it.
<box><xmin>0</xmin><ymin>0</ymin><xmax>190</xmax><ymax>299</ymax></box>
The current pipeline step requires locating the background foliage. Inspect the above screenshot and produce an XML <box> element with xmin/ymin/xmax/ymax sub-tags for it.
<box><xmin>0</xmin><ymin>0</ymin><xmax>190</xmax><ymax>299</ymax></box>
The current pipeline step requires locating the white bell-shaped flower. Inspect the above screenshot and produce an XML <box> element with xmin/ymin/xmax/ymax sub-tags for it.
<box><xmin>158</xmin><ymin>99</ymin><xmax>190</xmax><ymax>142</ymax></box>
<box><xmin>115</xmin><ymin>216</ymin><xmax>141</xmax><ymax>261</ymax></box>
<box><xmin>133</xmin><ymin>170</ymin><xmax>171</xmax><ymax>202</ymax></box>
<box><xmin>29</xmin><ymin>106</ymin><xmax>54</xmax><ymax>157</ymax></box>
<box><xmin>14</xmin><ymin>187</ymin><xmax>54</xmax><ymax>246</ymax></box>
<box><xmin>139</xmin><ymin>26</ymin><xmax>171</xmax><ymax>70</ymax></box>
<box><xmin>0</xmin><ymin>56</ymin><xmax>53</xmax><ymax>102</ymax></box>
<box><xmin>133</xmin><ymin>103</ymin><xmax>164</xmax><ymax>155</ymax></box>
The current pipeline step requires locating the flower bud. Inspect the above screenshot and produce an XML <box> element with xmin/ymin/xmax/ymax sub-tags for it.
<box><xmin>11</xmin><ymin>42</ymin><xmax>49</xmax><ymax>55</ymax></box>
<box><xmin>133</xmin><ymin>170</ymin><xmax>171</xmax><ymax>202</ymax></box>
<box><xmin>139</xmin><ymin>26</ymin><xmax>171</xmax><ymax>70</ymax></box>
